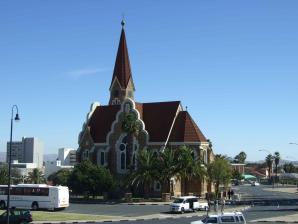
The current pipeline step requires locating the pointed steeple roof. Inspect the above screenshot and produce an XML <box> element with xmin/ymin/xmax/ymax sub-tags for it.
<box><xmin>110</xmin><ymin>20</ymin><xmax>133</xmax><ymax>89</ymax></box>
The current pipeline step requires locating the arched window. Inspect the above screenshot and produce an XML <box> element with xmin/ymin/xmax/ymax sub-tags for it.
<box><xmin>117</xmin><ymin>134</ymin><xmax>139</xmax><ymax>173</ymax></box>
<box><xmin>121</xmin><ymin>152</ymin><xmax>125</xmax><ymax>170</ymax></box>
<box><xmin>100</xmin><ymin>151</ymin><xmax>105</xmax><ymax>166</ymax></box>
<box><xmin>191</xmin><ymin>150</ymin><xmax>198</xmax><ymax>160</ymax></box>
<box><xmin>82</xmin><ymin>150</ymin><xmax>89</xmax><ymax>160</ymax></box>
<box><xmin>203</xmin><ymin>150</ymin><xmax>208</xmax><ymax>164</ymax></box>
<box><xmin>191</xmin><ymin>151</ymin><xmax>195</xmax><ymax>160</ymax></box>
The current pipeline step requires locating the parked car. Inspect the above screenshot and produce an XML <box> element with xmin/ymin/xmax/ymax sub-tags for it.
<box><xmin>170</xmin><ymin>196</ymin><xmax>209</xmax><ymax>213</ymax></box>
<box><xmin>0</xmin><ymin>208</ymin><xmax>32</xmax><ymax>224</ymax></box>
<box><xmin>251</xmin><ymin>181</ymin><xmax>260</xmax><ymax>186</ymax></box>
<box><xmin>191</xmin><ymin>212</ymin><xmax>246</xmax><ymax>224</ymax></box>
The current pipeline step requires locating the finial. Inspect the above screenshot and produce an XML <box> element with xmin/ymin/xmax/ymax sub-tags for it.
<box><xmin>121</xmin><ymin>13</ymin><xmax>125</xmax><ymax>28</ymax></box>
<box><xmin>121</xmin><ymin>19</ymin><xmax>125</xmax><ymax>27</ymax></box>
<box><xmin>186</xmin><ymin>106</ymin><xmax>188</xmax><ymax>111</ymax></box>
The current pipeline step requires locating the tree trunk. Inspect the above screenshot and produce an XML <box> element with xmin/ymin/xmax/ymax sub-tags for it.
<box><xmin>144</xmin><ymin>182</ymin><xmax>149</xmax><ymax>199</ymax></box>
<box><xmin>184</xmin><ymin>178</ymin><xmax>188</xmax><ymax>196</ymax></box>
<box><xmin>161</xmin><ymin>178</ymin><xmax>171</xmax><ymax>195</ymax></box>
<box><xmin>275</xmin><ymin>164</ymin><xmax>278</xmax><ymax>183</ymax></box>
<box><xmin>215</xmin><ymin>181</ymin><xmax>220</xmax><ymax>199</ymax></box>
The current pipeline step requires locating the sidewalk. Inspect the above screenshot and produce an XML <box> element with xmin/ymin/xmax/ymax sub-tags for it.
<box><xmin>263</xmin><ymin>186</ymin><xmax>298</xmax><ymax>194</ymax></box>
<box><xmin>254</xmin><ymin>187</ymin><xmax>298</xmax><ymax>222</ymax></box>
<box><xmin>251</xmin><ymin>213</ymin><xmax>298</xmax><ymax>223</ymax></box>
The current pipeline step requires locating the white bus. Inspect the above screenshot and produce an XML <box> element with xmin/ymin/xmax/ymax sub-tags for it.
<box><xmin>0</xmin><ymin>184</ymin><xmax>69</xmax><ymax>211</ymax></box>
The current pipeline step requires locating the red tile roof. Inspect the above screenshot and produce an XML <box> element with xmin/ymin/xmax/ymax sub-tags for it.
<box><xmin>87</xmin><ymin>101</ymin><xmax>207</xmax><ymax>144</ymax></box>
<box><xmin>110</xmin><ymin>28</ymin><xmax>132</xmax><ymax>89</ymax></box>
<box><xmin>169</xmin><ymin>111</ymin><xmax>207</xmax><ymax>142</ymax></box>
<box><xmin>136</xmin><ymin>101</ymin><xmax>181</xmax><ymax>142</ymax></box>
<box><xmin>88</xmin><ymin>104</ymin><xmax>120</xmax><ymax>143</ymax></box>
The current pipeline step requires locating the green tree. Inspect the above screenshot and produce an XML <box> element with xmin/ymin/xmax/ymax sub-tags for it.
<box><xmin>274</xmin><ymin>151</ymin><xmax>280</xmax><ymax>182</ymax></box>
<box><xmin>47</xmin><ymin>169</ymin><xmax>72</xmax><ymax>186</ymax></box>
<box><xmin>68</xmin><ymin>160</ymin><xmax>114</xmax><ymax>197</ymax></box>
<box><xmin>283</xmin><ymin>163</ymin><xmax>296</xmax><ymax>173</ymax></box>
<box><xmin>266</xmin><ymin>154</ymin><xmax>274</xmax><ymax>179</ymax></box>
<box><xmin>176</xmin><ymin>146</ymin><xmax>205</xmax><ymax>195</ymax></box>
<box><xmin>234</xmin><ymin>151</ymin><xmax>247</xmax><ymax>163</ymax></box>
<box><xmin>0</xmin><ymin>165</ymin><xmax>8</xmax><ymax>184</ymax></box>
<box><xmin>157</xmin><ymin>148</ymin><xmax>178</xmax><ymax>193</ymax></box>
<box><xmin>232</xmin><ymin>169</ymin><xmax>242</xmax><ymax>181</ymax></box>
<box><xmin>121</xmin><ymin>112</ymin><xmax>140</xmax><ymax>170</ymax></box>
<box><xmin>207</xmin><ymin>157</ymin><xmax>232</xmax><ymax>198</ymax></box>
<box><xmin>26</xmin><ymin>168</ymin><xmax>45</xmax><ymax>184</ymax></box>
<box><xmin>129</xmin><ymin>148</ymin><xmax>158</xmax><ymax>198</ymax></box>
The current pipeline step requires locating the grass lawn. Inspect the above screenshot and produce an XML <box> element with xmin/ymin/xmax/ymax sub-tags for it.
<box><xmin>1</xmin><ymin>211</ymin><xmax>121</xmax><ymax>221</ymax></box>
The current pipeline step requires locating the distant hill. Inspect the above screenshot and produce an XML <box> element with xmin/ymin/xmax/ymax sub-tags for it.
<box><xmin>0</xmin><ymin>152</ymin><xmax>57</xmax><ymax>162</ymax></box>
<box><xmin>44</xmin><ymin>154</ymin><xmax>58</xmax><ymax>162</ymax></box>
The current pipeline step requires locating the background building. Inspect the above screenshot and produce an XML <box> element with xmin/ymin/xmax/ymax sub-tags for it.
<box><xmin>44</xmin><ymin>148</ymin><xmax>76</xmax><ymax>178</ymax></box>
<box><xmin>57</xmin><ymin>148</ymin><xmax>77</xmax><ymax>166</ymax></box>
<box><xmin>7</xmin><ymin>137</ymin><xmax>44</xmax><ymax>168</ymax></box>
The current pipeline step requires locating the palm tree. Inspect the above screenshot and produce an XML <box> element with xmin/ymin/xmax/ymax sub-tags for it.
<box><xmin>121</xmin><ymin>113</ymin><xmax>140</xmax><ymax>170</ymax></box>
<box><xmin>176</xmin><ymin>146</ymin><xmax>205</xmax><ymax>195</ymax></box>
<box><xmin>274</xmin><ymin>151</ymin><xmax>280</xmax><ymax>183</ymax></box>
<box><xmin>157</xmin><ymin>148</ymin><xmax>179</xmax><ymax>194</ymax></box>
<box><xmin>234</xmin><ymin>151</ymin><xmax>247</xmax><ymax>163</ymax></box>
<box><xmin>265</xmin><ymin>154</ymin><xmax>274</xmax><ymax>179</ymax></box>
<box><xmin>26</xmin><ymin>168</ymin><xmax>44</xmax><ymax>184</ymax></box>
<box><xmin>129</xmin><ymin>148</ymin><xmax>158</xmax><ymax>198</ymax></box>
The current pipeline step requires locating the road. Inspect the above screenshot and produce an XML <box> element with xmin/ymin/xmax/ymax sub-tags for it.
<box><xmin>61</xmin><ymin>185</ymin><xmax>298</xmax><ymax>223</ymax></box>
<box><xmin>233</xmin><ymin>184</ymin><xmax>298</xmax><ymax>205</ymax></box>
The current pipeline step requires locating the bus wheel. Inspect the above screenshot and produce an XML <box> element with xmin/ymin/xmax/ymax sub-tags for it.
<box><xmin>0</xmin><ymin>201</ymin><xmax>5</xmax><ymax>209</ymax></box>
<box><xmin>31</xmin><ymin>202</ymin><xmax>39</xmax><ymax>210</ymax></box>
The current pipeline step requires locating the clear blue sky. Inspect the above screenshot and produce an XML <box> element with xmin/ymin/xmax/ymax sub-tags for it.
<box><xmin>1</xmin><ymin>1</ymin><xmax>297</xmax><ymax>161</ymax></box>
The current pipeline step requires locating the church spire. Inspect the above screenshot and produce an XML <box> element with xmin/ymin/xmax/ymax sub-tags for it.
<box><xmin>109</xmin><ymin>20</ymin><xmax>135</xmax><ymax>105</ymax></box>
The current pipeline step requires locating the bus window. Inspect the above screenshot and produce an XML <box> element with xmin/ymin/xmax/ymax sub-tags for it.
<box><xmin>13</xmin><ymin>187</ymin><xmax>24</xmax><ymax>195</ymax></box>
<box><xmin>40</xmin><ymin>188</ymin><xmax>49</xmax><ymax>196</ymax></box>
<box><xmin>0</xmin><ymin>187</ymin><xmax>7</xmax><ymax>195</ymax></box>
<box><xmin>23</xmin><ymin>188</ymin><xmax>31</xmax><ymax>195</ymax></box>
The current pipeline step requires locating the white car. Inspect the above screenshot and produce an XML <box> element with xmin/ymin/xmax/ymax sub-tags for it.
<box><xmin>251</xmin><ymin>181</ymin><xmax>260</xmax><ymax>186</ymax></box>
<box><xmin>170</xmin><ymin>196</ymin><xmax>209</xmax><ymax>213</ymax></box>
<box><xmin>191</xmin><ymin>212</ymin><xmax>246</xmax><ymax>224</ymax></box>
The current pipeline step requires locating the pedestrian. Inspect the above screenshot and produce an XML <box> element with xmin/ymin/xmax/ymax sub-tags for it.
<box><xmin>214</xmin><ymin>199</ymin><xmax>219</xmax><ymax>212</ymax></box>
<box><xmin>220</xmin><ymin>198</ymin><xmax>225</xmax><ymax>213</ymax></box>
<box><xmin>228</xmin><ymin>189</ymin><xmax>231</xmax><ymax>200</ymax></box>
<box><xmin>207</xmin><ymin>198</ymin><xmax>211</xmax><ymax>215</ymax></box>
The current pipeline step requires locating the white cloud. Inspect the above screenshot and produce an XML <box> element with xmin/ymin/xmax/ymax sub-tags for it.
<box><xmin>68</xmin><ymin>68</ymin><xmax>109</xmax><ymax>80</ymax></box>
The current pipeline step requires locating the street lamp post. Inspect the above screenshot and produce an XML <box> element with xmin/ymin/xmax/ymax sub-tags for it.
<box><xmin>6</xmin><ymin>105</ymin><xmax>20</xmax><ymax>224</ymax></box>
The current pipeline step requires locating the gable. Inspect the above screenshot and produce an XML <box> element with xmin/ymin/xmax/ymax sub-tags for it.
<box><xmin>169</xmin><ymin>111</ymin><xmax>207</xmax><ymax>142</ymax></box>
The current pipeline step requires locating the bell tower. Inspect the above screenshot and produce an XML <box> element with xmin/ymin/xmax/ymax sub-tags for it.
<box><xmin>109</xmin><ymin>20</ymin><xmax>135</xmax><ymax>105</ymax></box>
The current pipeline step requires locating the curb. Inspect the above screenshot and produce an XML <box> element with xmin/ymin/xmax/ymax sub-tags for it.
<box><xmin>256</xmin><ymin>221</ymin><xmax>298</xmax><ymax>223</ymax></box>
<box><xmin>126</xmin><ymin>203</ymin><xmax>170</xmax><ymax>206</ymax></box>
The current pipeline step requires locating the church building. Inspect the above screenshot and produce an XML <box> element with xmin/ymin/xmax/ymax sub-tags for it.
<box><xmin>77</xmin><ymin>21</ymin><xmax>214</xmax><ymax>197</ymax></box>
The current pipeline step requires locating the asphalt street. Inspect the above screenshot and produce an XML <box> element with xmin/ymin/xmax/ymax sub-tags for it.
<box><xmin>234</xmin><ymin>184</ymin><xmax>298</xmax><ymax>201</ymax></box>
<box><xmin>61</xmin><ymin>185</ymin><xmax>298</xmax><ymax>223</ymax></box>
<box><xmin>64</xmin><ymin>203</ymin><xmax>170</xmax><ymax>217</ymax></box>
